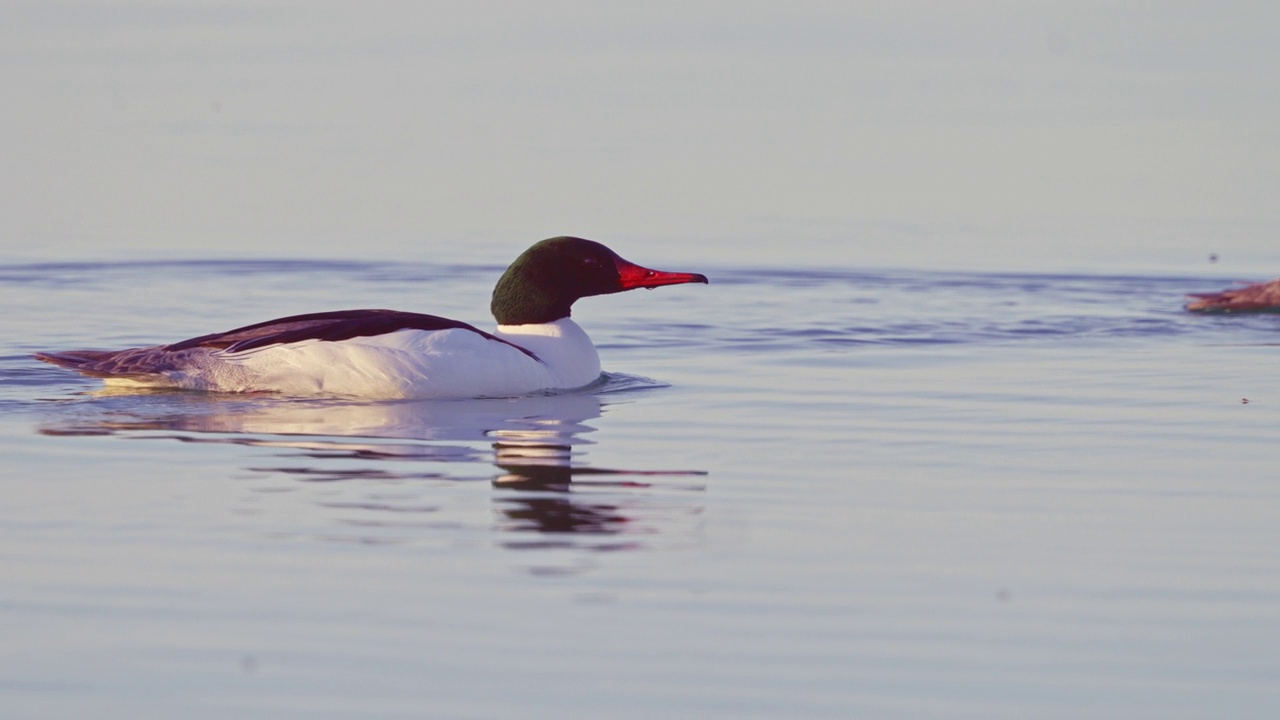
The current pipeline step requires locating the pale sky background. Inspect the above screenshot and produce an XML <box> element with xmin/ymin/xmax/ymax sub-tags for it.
<box><xmin>2</xmin><ymin>1</ymin><xmax>1277</xmax><ymax>271</ymax></box>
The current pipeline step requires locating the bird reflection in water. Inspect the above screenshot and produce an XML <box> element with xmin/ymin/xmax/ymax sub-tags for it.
<box><xmin>36</xmin><ymin>378</ymin><xmax>706</xmax><ymax>557</ymax></box>
<box><xmin>489</xmin><ymin>432</ymin><xmax>704</xmax><ymax>551</ymax></box>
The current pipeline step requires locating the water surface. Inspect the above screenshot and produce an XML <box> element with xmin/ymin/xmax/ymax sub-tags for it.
<box><xmin>3</xmin><ymin>259</ymin><xmax>1280</xmax><ymax>718</ymax></box>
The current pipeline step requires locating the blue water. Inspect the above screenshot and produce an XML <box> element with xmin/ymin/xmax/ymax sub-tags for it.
<box><xmin>3</xmin><ymin>258</ymin><xmax>1279</xmax><ymax>718</ymax></box>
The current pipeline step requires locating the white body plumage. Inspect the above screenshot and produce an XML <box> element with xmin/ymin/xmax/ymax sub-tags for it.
<box><xmin>104</xmin><ymin>319</ymin><xmax>601</xmax><ymax>400</ymax></box>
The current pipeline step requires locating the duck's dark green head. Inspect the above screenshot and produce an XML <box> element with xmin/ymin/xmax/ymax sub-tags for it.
<box><xmin>490</xmin><ymin>237</ymin><xmax>709</xmax><ymax>326</ymax></box>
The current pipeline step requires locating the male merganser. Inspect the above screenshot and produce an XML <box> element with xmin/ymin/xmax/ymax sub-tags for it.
<box><xmin>35</xmin><ymin>237</ymin><xmax>709</xmax><ymax>398</ymax></box>
<box><xmin>1186</xmin><ymin>277</ymin><xmax>1280</xmax><ymax>313</ymax></box>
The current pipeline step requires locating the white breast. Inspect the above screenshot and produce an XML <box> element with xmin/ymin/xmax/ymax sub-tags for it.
<box><xmin>493</xmin><ymin>318</ymin><xmax>602</xmax><ymax>389</ymax></box>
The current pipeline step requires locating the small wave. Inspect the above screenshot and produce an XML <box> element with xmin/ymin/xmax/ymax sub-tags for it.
<box><xmin>596</xmin><ymin>372</ymin><xmax>670</xmax><ymax>394</ymax></box>
<box><xmin>689</xmin><ymin>267</ymin><xmax>1280</xmax><ymax>354</ymax></box>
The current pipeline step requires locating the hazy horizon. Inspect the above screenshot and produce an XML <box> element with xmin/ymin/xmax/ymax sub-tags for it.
<box><xmin>3</xmin><ymin>2</ymin><xmax>1277</xmax><ymax>271</ymax></box>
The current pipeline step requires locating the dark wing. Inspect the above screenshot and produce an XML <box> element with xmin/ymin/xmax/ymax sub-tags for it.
<box><xmin>35</xmin><ymin>309</ymin><xmax>541</xmax><ymax>378</ymax></box>
<box><xmin>165</xmin><ymin>308</ymin><xmax>539</xmax><ymax>359</ymax></box>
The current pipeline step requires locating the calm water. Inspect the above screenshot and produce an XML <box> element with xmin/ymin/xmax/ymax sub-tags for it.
<box><xmin>3</xmin><ymin>257</ymin><xmax>1279</xmax><ymax>718</ymax></box>
<box><xmin>5</xmin><ymin>0</ymin><xmax>1280</xmax><ymax>715</ymax></box>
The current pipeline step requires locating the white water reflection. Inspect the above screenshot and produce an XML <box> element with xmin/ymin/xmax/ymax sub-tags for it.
<box><xmin>37</xmin><ymin>383</ymin><xmax>706</xmax><ymax>560</ymax></box>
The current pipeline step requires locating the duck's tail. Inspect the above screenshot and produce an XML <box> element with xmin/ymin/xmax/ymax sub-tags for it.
<box><xmin>35</xmin><ymin>350</ymin><xmax>122</xmax><ymax>376</ymax></box>
<box><xmin>34</xmin><ymin>347</ymin><xmax>182</xmax><ymax>379</ymax></box>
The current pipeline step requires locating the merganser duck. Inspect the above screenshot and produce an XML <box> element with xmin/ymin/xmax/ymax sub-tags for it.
<box><xmin>1186</xmin><ymin>277</ymin><xmax>1280</xmax><ymax>313</ymax></box>
<box><xmin>35</xmin><ymin>237</ymin><xmax>709</xmax><ymax>398</ymax></box>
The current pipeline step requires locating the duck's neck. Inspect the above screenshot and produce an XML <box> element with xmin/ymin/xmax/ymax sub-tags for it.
<box><xmin>490</xmin><ymin>265</ymin><xmax>572</xmax><ymax>326</ymax></box>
